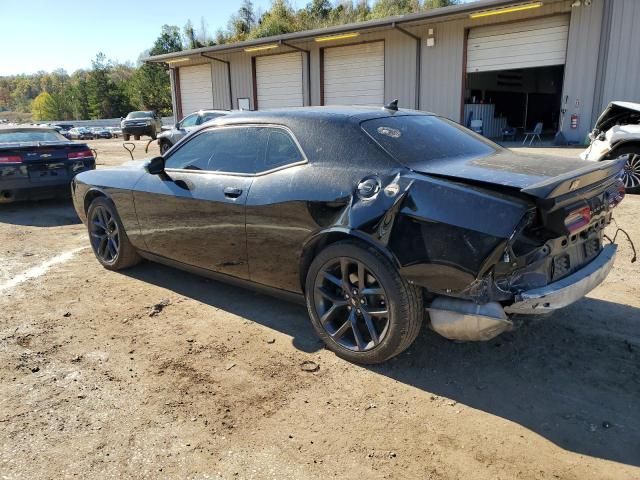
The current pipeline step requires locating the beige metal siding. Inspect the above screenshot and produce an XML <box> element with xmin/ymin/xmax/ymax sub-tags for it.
<box><xmin>467</xmin><ymin>15</ymin><xmax>569</xmax><ymax>72</ymax></box>
<box><xmin>256</xmin><ymin>52</ymin><xmax>304</xmax><ymax>109</ymax></box>
<box><xmin>179</xmin><ymin>64</ymin><xmax>214</xmax><ymax>114</ymax></box>
<box><xmin>599</xmin><ymin>0</ymin><xmax>640</xmax><ymax>110</ymax></box>
<box><xmin>419</xmin><ymin>20</ymin><xmax>465</xmax><ymax>121</ymax></box>
<box><xmin>323</xmin><ymin>42</ymin><xmax>385</xmax><ymax>105</ymax></box>
<box><xmin>211</xmin><ymin>61</ymin><xmax>231</xmax><ymax>110</ymax></box>
<box><xmin>559</xmin><ymin>1</ymin><xmax>605</xmax><ymax>142</ymax></box>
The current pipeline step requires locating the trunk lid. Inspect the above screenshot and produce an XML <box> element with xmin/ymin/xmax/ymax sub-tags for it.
<box><xmin>409</xmin><ymin>151</ymin><xmax>625</xmax><ymax>199</ymax></box>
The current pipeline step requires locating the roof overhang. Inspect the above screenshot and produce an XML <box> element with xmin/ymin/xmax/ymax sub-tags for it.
<box><xmin>145</xmin><ymin>0</ymin><xmax>556</xmax><ymax>64</ymax></box>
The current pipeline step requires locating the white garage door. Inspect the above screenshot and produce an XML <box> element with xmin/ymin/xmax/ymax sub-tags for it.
<box><xmin>256</xmin><ymin>52</ymin><xmax>304</xmax><ymax>109</ymax></box>
<box><xmin>179</xmin><ymin>64</ymin><xmax>213</xmax><ymax>116</ymax></box>
<box><xmin>323</xmin><ymin>42</ymin><xmax>384</xmax><ymax>106</ymax></box>
<box><xmin>467</xmin><ymin>15</ymin><xmax>569</xmax><ymax>73</ymax></box>
<box><xmin>179</xmin><ymin>64</ymin><xmax>213</xmax><ymax>115</ymax></box>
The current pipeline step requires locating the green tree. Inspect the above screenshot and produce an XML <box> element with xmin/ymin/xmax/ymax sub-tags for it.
<box><xmin>251</xmin><ymin>0</ymin><xmax>296</xmax><ymax>38</ymax></box>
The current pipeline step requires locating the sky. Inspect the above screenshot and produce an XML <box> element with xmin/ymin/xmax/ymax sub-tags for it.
<box><xmin>0</xmin><ymin>0</ymin><xmax>274</xmax><ymax>76</ymax></box>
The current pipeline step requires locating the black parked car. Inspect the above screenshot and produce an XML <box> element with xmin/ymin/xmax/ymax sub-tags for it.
<box><xmin>89</xmin><ymin>127</ymin><xmax>113</xmax><ymax>139</ymax></box>
<box><xmin>1</xmin><ymin>127</ymin><xmax>95</xmax><ymax>203</ymax></box>
<box><xmin>157</xmin><ymin>110</ymin><xmax>229</xmax><ymax>154</ymax></box>
<box><xmin>121</xmin><ymin>111</ymin><xmax>162</xmax><ymax>141</ymax></box>
<box><xmin>71</xmin><ymin>106</ymin><xmax>625</xmax><ymax>364</ymax></box>
<box><xmin>67</xmin><ymin>127</ymin><xmax>94</xmax><ymax>140</ymax></box>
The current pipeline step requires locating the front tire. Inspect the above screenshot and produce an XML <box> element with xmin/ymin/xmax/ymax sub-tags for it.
<box><xmin>87</xmin><ymin>197</ymin><xmax>141</xmax><ymax>270</ymax></box>
<box><xmin>159</xmin><ymin>141</ymin><xmax>171</xmax><ymax>155</ymax></box>
<box><xmin>608</xmin><ymin>145</ymin><xmax>640</xmax><ymax>194</ymax></box>
<box><xmin>305</xmin><ymin>241</ymin><xmax>423</xmax><ymax>364</ymax></box>
<box><xmin>123</xmin><ymin>133</ymin><xmax>130</xmax><ymax>141</ymax></box>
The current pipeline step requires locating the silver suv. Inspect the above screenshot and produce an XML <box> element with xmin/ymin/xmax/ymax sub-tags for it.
<box><xmin>157</xmin><ymin>110</ymin><xmax>229</xmax><ymax>154</ymax></box>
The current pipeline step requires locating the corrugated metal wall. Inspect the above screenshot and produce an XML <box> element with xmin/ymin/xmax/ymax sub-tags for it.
<box><xmin>211</xmin><ymin>61</ymin><xmax>231</xmax><ymax>110</ymax></box>
<box><xmin>416</xmin><ymin>20</ymin><xmax>465</xmax><ymax>121</ymax></box>
<box><xmin>560</xmin><ymin>0</ymin><xmax>605</xmax><ymax>143</ymax></box>
<box><xmin>598</xmin><ymin>0</ymin><xmax>640</xmax><ymax>110</ymax></box>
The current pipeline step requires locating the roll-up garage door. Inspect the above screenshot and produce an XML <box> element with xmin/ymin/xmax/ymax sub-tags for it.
<box><xmin>255</xmin><ymin>52</ymin><xmax>304</xmax><ymax>109</ymax></box>
<box><xmin>179</xmin><ymin>64</ymin><xmax>214</xmax><ymax>115</ymax></box>
<box><xmin>467</xmin><ymin>15</ymin><xmax>569</xmax><ymax>73</ymax></box>
<box><xmin>323</xmin><ymin>42</ymin><xmax>384</xmax><ymax>106</ymax></box>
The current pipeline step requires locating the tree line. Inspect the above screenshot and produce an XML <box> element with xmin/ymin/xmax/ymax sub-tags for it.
<box><xmin>0</xmin><ymin>0</ymin><xmax>458</xmax><ymax>121</ymax></box>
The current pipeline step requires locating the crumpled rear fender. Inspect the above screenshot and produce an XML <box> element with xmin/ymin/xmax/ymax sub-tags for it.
<box><xmin>302</xmin><ymin>171</ymin><xmax>532</xmax><ymax>301</ymax></box>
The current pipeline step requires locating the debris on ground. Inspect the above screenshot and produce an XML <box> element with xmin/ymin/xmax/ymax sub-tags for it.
<box><xmin>300</xmin><ymin>360</ymin><xmax>320</xmax><ymax>373</ymax></box>
<box><xmin>149</xmin><ymin>299</ymin><xmax>171</xmax><ymax>317</ymax></box>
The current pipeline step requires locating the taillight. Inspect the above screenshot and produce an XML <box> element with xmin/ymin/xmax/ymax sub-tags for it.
<box><xmin>565</xmin><ymin>206</ymin><xmax>592</xmax><ymax>233</ymax></box>
<box><xmin>609</xmin><ymin>182</ymin><xmax>625</xmax><ymax>209</ymax></box>
<box><xmin>0</xmin><ymin>155</ymin><xmax>22</xmax><ymax>163</ymax></box>
<box><xmin>68</xmin><ymin>150</ymin><xmax>93</xmax><ymax>159</ymax></box>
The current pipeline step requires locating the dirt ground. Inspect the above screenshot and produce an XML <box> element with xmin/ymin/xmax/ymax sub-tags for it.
<box><xmin>1</xmin><ymin>138</ymin><xmax>639</xmax><ymax>479</ymax></box>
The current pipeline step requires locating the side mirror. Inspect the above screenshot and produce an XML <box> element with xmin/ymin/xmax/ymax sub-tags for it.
<box><xmin>145</xmin><ymin>156</ymin><xmax>165</xmax><ymax>175</ymax></box>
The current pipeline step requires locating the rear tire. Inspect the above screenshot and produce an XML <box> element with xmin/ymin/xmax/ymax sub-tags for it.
<box><xmin>134</xmin><ymin>135</ymin><xmax>141</xmax><ymax>141</ymax></box>
<box><xmin>150</xmin><ymin>129</ymin><xmax>157</xmax><ymax>140</ymax></box>
<box><xmin>87</xmin><ymin>197</ymin><xmax>141</xmax><ymax>271</ymax></box>
<box><xmin>305</xmin><ymin>240</ymin><xmax>423</xmax><ymax>364</ymax></box>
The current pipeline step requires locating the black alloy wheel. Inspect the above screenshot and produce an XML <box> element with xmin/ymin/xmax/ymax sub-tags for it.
<box><xmin>305</xmin><ymin>241</ymin><xmax>423</xmax><ymax>364</ymax></box>
<box><xmin>87</xmin><ymin>197</ymin><xmax>141</xmax><ymax>270</ymax></box>
<box><xmin>89</xmin><ymin>205</ymin><xmax>120</xmax><ymax>264</ymax></box>
<box><xmin>314</xmin><ymin>257</ymin><xmax>390</xmax><ymax>352</ymax></box>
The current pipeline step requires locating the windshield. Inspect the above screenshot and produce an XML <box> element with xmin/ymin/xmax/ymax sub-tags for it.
<box><xmin>127</xmin><ymin>111</ymin><xmax>153</xmax><ymax>119</ymax></box>
<box><xmin>361</xmin><ymin>115</ymin><xmax>499</xmax><ymax>166</ymax></box>
<box><xmin>0</xmin><ymin>129</ymin><xmax>67</xmax><ymax>143</ymax></box>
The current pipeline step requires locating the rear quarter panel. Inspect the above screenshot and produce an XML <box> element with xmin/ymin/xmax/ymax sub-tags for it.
<box><xmin>73</xmin><ymin>167</ymin><xmax>147</xmax><ymax>248</ymax></box>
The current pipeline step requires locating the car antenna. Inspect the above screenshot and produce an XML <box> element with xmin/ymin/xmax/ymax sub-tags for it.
<box><xmin>383</xmin><ymin>99</ymin><xmax>399</xmax><ymax>112</ymax></box>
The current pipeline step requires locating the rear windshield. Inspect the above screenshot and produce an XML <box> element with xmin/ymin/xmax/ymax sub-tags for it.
<box><xmin>0</xmin><ymin>130</ymin><xmax>67</xmax><ymax>143</ymax></box>
<box><xmin>361</xmin><ymin>115</ymin><xmax>499</xmax><ymax>166</ymax></box>
<box><xmin>127</xmin><ymin>111</ymin><xmax>153</xmax><ymax>119</ymax></box>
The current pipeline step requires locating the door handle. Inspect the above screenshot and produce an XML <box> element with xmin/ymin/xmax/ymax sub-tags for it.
<box><xmin>224</xmin><ymin>187</ymin><xmax>243</xmax><ymax>198</ymax></box>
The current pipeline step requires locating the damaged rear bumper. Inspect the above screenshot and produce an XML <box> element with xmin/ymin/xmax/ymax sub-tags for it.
<box><xmin>427</xmin><ymin>244</ymin><xmax>617</xmax><ymax>341</ymax></box>
<box><xmin>504</xmin><ymin>244</ymin><xmax>617</xmax><ymax>315</ymax></box>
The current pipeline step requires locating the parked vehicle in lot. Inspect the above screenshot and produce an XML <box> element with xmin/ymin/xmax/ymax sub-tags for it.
<box><xmin>0</xmin><ymin>127</ymin><xmax>95</xmax><ymax>203</ymax></box>
<box><xmin>157</xmin><ymin>110</ymin><xmax>229</xmax><ymax>154</ymax></box>
<box><xmin>67</xmin><ymin>127</ymin><xmax>94</xmax><ymax>140</ymax></box>
<box><xmin>106</xmin><ymin>126</ymin><xmax>121</xmax><ymax>138</ymax></box>
<box><xmin>89</xmin><ymin>127</ymin><xmax>113</xmax><ymax>139</ymax></box>
<box><xmin>581</xmin><ymin>101</ymin><xmax>640</xmax><ymax>194</ymax></box>
<box><xmin>121</xmin><ymin>111</ymin><xmax>162</xmax><ymax>141</ymax></box>
<box><xmin>72</xmin><ymin>106</ymin><xmax>626</xmax><ymax>364</ymax></box>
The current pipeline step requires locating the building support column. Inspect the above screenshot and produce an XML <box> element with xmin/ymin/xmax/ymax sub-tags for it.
<box><xmin>201</xmin><ymin>53</ymin><xmax>233</xmax><ymax>110</ymax></box>
<box><xmin>393</xmin><ymin>23</ymin><xmax>421</xmax><ymax>110</ymax></box>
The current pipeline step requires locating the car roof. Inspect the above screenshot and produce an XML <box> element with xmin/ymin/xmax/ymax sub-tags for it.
<box><xmin>0</xmin><ymin>126</ymin><xmax>58</xmax><ymax>133</ymax></box>
<box><xmin>215</xmin><ymin>106</ymin><xmax>433</xmax><ymax>128</ymax></box>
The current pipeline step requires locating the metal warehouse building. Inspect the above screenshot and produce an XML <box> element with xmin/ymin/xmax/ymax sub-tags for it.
<box><xmin>147</xmin><ymin>0</ymin><xmax>640</xmax><ymax>144</ymax></box>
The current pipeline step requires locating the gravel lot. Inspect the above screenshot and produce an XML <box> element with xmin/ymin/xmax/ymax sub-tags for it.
<box><xmin>1</xmin><ymin>138</ymin><xmax>639</xmax><ymax>479</ymax></box>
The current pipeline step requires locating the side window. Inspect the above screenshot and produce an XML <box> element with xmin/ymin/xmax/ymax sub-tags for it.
<box><xmin>165</xmin><ymin>127</ymin><xmax>263</xmax><ymax>174</ymax></box>
<box><xmin>180</xmin><ymin>114</ymin><xmax>198</xmax><ymax>128</ymax></box>
<box><xmin>164</xmin><ymin>130</ymin><xmax>216</xmax><ymax>171</ymax></box>
<box><xmin>264</xmin><ymin>129</ymin><xmax>303</xmax><ymax>171</ymax></box>
<box><xmin>198</xmin><ymin>113</ymin><xmax>224</xmax><ymax>125</ymax></box>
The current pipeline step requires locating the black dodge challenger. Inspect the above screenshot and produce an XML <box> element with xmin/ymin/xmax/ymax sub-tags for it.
<box><xmin>71</xmin><ymin>106</ymin><xmax>626</xmax><ymax>364</ymax></box>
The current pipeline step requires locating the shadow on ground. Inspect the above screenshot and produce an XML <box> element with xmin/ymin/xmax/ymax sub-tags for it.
<box><xmin>125</xmin><ymin>261</ymin><xmax>640</xmax><ymax>467</ymax></box>
<box><xmin>0</xmin><ymin>198</ymin><xmax>80</xmax><ymax>227</ymax></box>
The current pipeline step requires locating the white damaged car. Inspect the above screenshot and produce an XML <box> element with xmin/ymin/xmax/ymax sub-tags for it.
<box><xmin>581</xmin><ymin>101</ymin><xmax>640</xmax><ymax>193</ymax></box>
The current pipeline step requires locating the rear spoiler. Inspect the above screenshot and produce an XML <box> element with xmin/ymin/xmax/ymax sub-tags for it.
<box><xmin>521</xmin><ymin>158</ymin><xmax>625</xmax><ymax>199</ymax></box>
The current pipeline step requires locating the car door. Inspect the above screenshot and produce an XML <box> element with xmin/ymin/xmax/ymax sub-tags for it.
<box><xmin>133</xmin><ymin>125</ymin><xmax>265</xmax><ymax>279</ymax></box>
